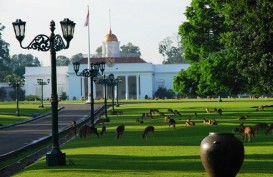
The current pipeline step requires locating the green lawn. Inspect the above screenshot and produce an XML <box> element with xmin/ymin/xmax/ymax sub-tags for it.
<box><xmin>0</xmin><ymin>101</ymin><xmax>51</xmax><ymax>126</ymax></box>
<box><xmin>9</xmin><ymin>99</ymin><xmax>273</xmax><ymax>176</ymax></box>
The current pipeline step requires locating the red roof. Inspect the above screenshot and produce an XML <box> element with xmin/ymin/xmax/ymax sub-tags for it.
<box><xmin>79</xmin><ymin>57</ymin><xmax>147</xmax><ymax>64</ymax></box>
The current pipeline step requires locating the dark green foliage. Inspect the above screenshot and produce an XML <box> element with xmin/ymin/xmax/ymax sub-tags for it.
<box><xmin>56</xmin><ymin>55</ymin><xmax>70</xmax><ymax>66</ymax></box>
<box><xmin>179</xmin><ymin>0</ymin><xmax>227</xmax><ymax>63</ymax></box>
<box><xmin>155</xmin><ymin>87</ymin><xmax>175</xmax><ymax>99</ymax></box>
<box><xmin>0</xmin><ymin>88</ymin><xmax>6</xmax><ymax>101</ymax></box>
<box><xmin>0</xmin><ymin>23</ymin><xmax>11</xmax><ymax>82</ymax></box>
<box><xmin>59</xmin><ymin>92</ymin><xmax>68</xmax><ymax>100</ymax></box>
<box><xmin>71</xmin><ymin>53</ymin><xmax>84</xmax><ymax>64</ymax></box>
<box><xmin>120</xmin><ymin>42</ymin><xmax>141</xmax><ymax>56</ymax></box>
<box><xmin>176</xmin><ymin>0</ymin><xmax>273</xmax><ymax>96</ymax></box>
<box><xmin>9</xmin><ymin>88</ymin><xmax>25</xmax><ymax>101</ymax></box>
<box><xmin>25</xmin><ymin>95</ymin><xmax>40</xmax><ymax>101</ymax></box>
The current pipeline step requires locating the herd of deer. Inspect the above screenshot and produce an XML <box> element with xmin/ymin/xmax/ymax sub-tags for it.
<box><xmin>67</xmin><ymin>106</ymin><xmax>272</xmax><ymax>142</ymax></box>
<box><xmin>232</xmin><ymin>123</ymin><xmax>273</xmax><ymax>142</ymax></box>
<box><xmin>73</xmin><ymin>116</ymin><xmax>155</xmax><ymax>140</ymax></box>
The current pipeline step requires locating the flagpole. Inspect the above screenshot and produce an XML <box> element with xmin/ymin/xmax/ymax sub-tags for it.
<box><xmin>87</xmin><ymin>5</ymin><xmax>91</xmax><ymax>103</ymax></box>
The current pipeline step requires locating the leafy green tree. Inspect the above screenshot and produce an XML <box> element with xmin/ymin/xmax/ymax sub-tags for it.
<box><xmin>179</xmin><ymin>0</ymin><xmax>227</xmax><ymax>63</ymax></box>
<box><xmin>159</xmin><ymin>34</ymin><xmax>186</xmax><ymax>64</ymax></box>
<box><xmin>155</xmin><ymin>87</ymin><xmax>175</xmax><ymax>99</ymax></box>
<box><xmin>0</xmin><ymin>23</ymin><xmax>11</xmax><ymax>82</ymax></box>
<box><xmin>174</xmin><ymin>63</ymin><xmax>200</xmax><ymax>96</ymax></box>
<box><xmin>96</xmin><ymin>46</ymin><xmax>102</xmax><ymax>56</ymax></box>
<box><xmin>120</xmin><ymin>43</ymin><xmax>141</xmax><ymax>56</ymax></box>
<box><xmin>9</xmin><ymin>54</ymin><xmax>40</xmax><ymax>77</ymax></box>
<box><xmin>71</xmin><ymin>53</ymin><xmax>84</xmax><ymax>63</ymax></box>
<box><xmin>56</xmin><ymin>55</ymin><xmax>70</xmax><ymax>66</ymax></box>
<box><xmin>212</xmin><ymin>0</ymin><xmax>273</xmax><ymax>94</ymax></box>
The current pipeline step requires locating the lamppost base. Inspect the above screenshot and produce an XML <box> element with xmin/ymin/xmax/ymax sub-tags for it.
<box><xmin>39</xmin><ymin>105</ymin><xmax>44</xmax><ymax>108</ymax></box>
<box><xmin>15</xmin><ymin>111</ymin><xmax>20</xmax><ymax>117</ymax></box>
<box><xmin>46</xmin><ymin>149</ymin><xmax>66</xmax><ymax>166</ymax></box>
<box><xmin>116</xmin><ymin>104</ymin><xmax>120</xmax><ymax>107</ymax></box>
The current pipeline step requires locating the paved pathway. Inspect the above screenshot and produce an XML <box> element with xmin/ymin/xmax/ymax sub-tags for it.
<box><xmin>0</xmin><ymin>103</ymin><xmax>102</xmax><ymax>156</ymax></box>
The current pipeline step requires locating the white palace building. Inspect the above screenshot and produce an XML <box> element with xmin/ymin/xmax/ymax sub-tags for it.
<box><xmin>24</xmin><ymin>30</ymin><xmax>189</xmax><ymax>100</ymax></box>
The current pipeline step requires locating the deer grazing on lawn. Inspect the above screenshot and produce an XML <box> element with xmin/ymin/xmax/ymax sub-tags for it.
<box><xmin>203</xmin><ymin>118</ymin><xmax>217</xmax><ymax>125</ymax></box>
<box><xmin>136</xmin><ymin>118</ymin><xmax>144</xmax><ymax>124</ymax></box>
<box><xmin>79</xmin><ymin>125</ymin><xmax>99</xmax><ymax>139</ymax></box>
<box><xmin>164</xmin><ymin>115</ymin><xmax>171</xmax><ymax>122</ymax></box>
<box><xmin>116</xmin><ymin>124</ymin><xmax>125</xmax><ymax>139</ymax></box>
<box><xmin>142</xmin><ymin>126</ymin><xmax>155</xmax><ymax>139</ymax></box>
<box><xmin>253</xmin><ymin>123</ymin><xmax>269</xmax><ymax>134</ymax></box>
<box><xmin>150</xmin><ymin>108</ymin><xmax>160</xmax><ymax>114</ymax></box>
<box><xmin>238</xmin><ymin>115</ymin><xmax>249</xmax><ymax>121</ymax></box>
<box><xmin>185</xmin><ymin>119</ymin><xmax>195</xmax><ymax>126</ymax></box>
<box><xmin>233</xmin><ymin>124</ymin><xmax>254</xmax><ymax>142</ymax></box>
<box><xmin>168</xmin><ymin>118</ymin><xmax>176</xmax><ymax>128</ymax></box>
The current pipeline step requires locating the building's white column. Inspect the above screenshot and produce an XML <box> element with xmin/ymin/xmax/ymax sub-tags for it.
<box><xmin>125</xmin><ymin>75</ymin><xmax>128</xmax><ymax>100</ymax></box>
<box><xmin>136</xmin><ymin>75</ymin><xmax>139</xmax><ymax>99</ymax></box>
<box><xmin>93</xmin><ymin>81</ymin><xmax>97</xmax><ymax>99</ymax></box>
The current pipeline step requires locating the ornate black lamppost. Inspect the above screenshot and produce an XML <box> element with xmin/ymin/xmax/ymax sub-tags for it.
<box><xmin>115</xmin><ymin>77</ymin><xmax>122</xmax><ymax>107</ymax></box>
<box><xmin>73</xmin><ymin>61</ymin><xmax>105</xmax><ymax>126</ymax></box>
<box><xmin>9</xmin><ymin>80</ymin><xmax>24</xmax><ymax>116</ymax></box>
<box><xmin>37</xmin><ymin>79</ymin><xmax>50</xmax><ymax>108</ymax></box>
<box><xmin>12</xmin><ymin>18</ymin><xmax>75</xmax><ymax>166</ymax></box>
<box><xmin>97</xmin><ymin>74</ymin><xmax>110</xmax><ymax>122</ymax></box>
<box><xmin>109</xmin><ymin>74</ymin><xmax>115</xmax><ymax>113</ymax></box>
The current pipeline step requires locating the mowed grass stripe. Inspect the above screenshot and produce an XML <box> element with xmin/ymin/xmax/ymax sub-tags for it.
<box><xmin>12</xmin><ymin>99</ymin><xmax>273</xmax><ymax>177</ymax></box>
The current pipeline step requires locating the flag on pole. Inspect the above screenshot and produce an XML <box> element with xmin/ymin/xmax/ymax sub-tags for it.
<box><xmin>84</xmin><ymin>9</ymin><xmax>89</xmax><ymax>27</ymax></box>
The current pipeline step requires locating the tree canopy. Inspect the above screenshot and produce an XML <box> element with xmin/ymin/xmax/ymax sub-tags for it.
<box><xmin>175</xmin><ymin>0</ymin><xmax>273</xmax><ymax>96</ymax></box>
<box><xmin>120</xmin><ymin>42</ymin><xmax>141</xmax><ymax>56</ymax></box>
<box><xmin>56</xmin><ymin>55</ymin><xmax>70</xmax><ymax>66</ymax></box>
<box><xmin>9</xmin><ymin>54</ymin><xmax>41</xmax><ymax>77</ymax></box>
<box><xmin>0</xmin><ymin>23</ymin><xmax>11</xmax><ymax>82</ymax></box>
<box><xmin>159</xmin><ymin>34</ymin><xmax>187</xmax><ymax>64</ymax></box>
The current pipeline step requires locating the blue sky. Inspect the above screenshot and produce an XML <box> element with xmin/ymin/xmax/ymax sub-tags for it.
<box><xmin>0</xmin><ymin>0</ymin><xmax>191</xmax><ymax>66</ymax></box>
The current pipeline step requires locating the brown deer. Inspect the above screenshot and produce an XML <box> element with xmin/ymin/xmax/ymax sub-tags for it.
<box><xmin>216</xmin><ymin>108</ymin><xmax>222</xmax><ymax>116</ymax></box>
<box><xmin>79</xmin><ymin>125</ymin><xmax>99</xmax><ymax>138</ymax></box>
<box><xmin>164</xmin><ymin>115</ymin><xmax>171</xmax><ymax>122</ymax></box>
<box><xmin>209</xmin><ymin>119</ymin><xmax>218</xmax><ymax>125</ymax></box>
<box><xmin>203</xmin><ymin>118</ymin><xmax>210</xmax><ymax>124</ymax></box>
<box><xmin>256</xmin><ymin>105</ymin><xmax>264</xmax><ymax>111</ymax></box>
<box><xmin>142</xmin><ymin>126</ymin><xmax>155</xmax><ymax>139</ymax></box>
<box><xmin>203</xmin><ymin>118</ymin><xmax>217</xmax><ymax>125</ymax></box>
<box><xmin>142</xmin><ymin>113</ymin><xmax>153</xmax><ymax>119</ymax></box>
<box><xmin>150</xmin><ymin>108</ymin><xmax>159</xmax><ymax>114</ymax></box>
<box><xmin>185</xmin><ymin>119</ymin><xmax>195</xmax><ymax>126</ymax></box>
<box><xmin>116</xmin><ymin>124</ymin><xmax>125</xmax><ymax>139</ymax></box>
<box><xmin>233</xmin><ymin>124</ymin><xmax>254</xmax><ymax>142</ymax></box>
<box><xmin>238</xmin><ymin>115</ymin><xmax>249</xmax><ymax>121</ymax></box>
<box><xmin>253</xmin><ymin>123</ymin><xmax>269</xmax><ymax>134</ymax></box>
<box><xmin>136</xmin><ymin>118</ymin><xmax>144</xmax><ymax>124</ymax></box>
<box><xmin>168</xmin><ymin>118</ymin><xmax>176</xmax><ymax>128</ymax></box>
